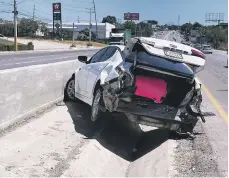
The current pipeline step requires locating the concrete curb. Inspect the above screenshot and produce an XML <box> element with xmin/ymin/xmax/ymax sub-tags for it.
<box><xmin>0</xmin><ymin>96</ymin><xmax>63</xmax><ymax>132</ymax></box>
<box><xmin>0</xmin><ymin>47</ymin><xmax>101</xmax><ymax>55</ymax></box>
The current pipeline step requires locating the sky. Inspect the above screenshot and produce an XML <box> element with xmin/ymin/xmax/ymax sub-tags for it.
<box><xmin>0</xmin><ymin>0</ymin><xmax>228</xmax><ymax>25</ymax></box>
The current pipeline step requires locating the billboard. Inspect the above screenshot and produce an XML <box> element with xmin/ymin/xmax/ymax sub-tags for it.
<box><xmin>124</xmin><ymin>13</ymin><xmax>139</xmax><ymax>20</ymax></box>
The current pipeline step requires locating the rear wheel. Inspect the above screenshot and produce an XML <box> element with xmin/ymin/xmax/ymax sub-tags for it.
<box><xmin>64</xmin><ymin>76</ymin><xmax>77</xmax><ymax>101</ymax></box>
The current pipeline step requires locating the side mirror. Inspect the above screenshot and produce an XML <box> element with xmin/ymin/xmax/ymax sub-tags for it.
<box><xmin>78</xmin><ymin>56</ymin><xmax>88</xmax><ymax>63</ymax></box>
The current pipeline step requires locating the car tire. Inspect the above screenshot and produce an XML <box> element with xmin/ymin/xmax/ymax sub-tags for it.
<box><xmin>91</xmin><ymin>88</ymin><xmax>104</xmax><ymax>123</ymax></box>
<box><xmin>64</xmin><ymin>76</ymin><xmax>77</xmax><ymax>102</ymax></box>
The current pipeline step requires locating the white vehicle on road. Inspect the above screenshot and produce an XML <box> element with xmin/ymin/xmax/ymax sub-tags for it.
<box><xmin>0</xmin><ymin>34</ymin><xmax>8</xmax><ymax>40</ymax></box>
<box><xmin>201</xmin><ymin>44</ymin><xmax>213</xmax><ymax>54</ymax></box>
<box><xmin>64</xmin><ymin>37</ymin><xmax>209</xmax><ymax>136</ymax></box>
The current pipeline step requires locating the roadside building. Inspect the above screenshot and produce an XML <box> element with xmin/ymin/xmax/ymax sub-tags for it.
<box><xmin>47</xmin><ymin>22</ymin><xmax>115</xmax><ymax>40</ymax></box>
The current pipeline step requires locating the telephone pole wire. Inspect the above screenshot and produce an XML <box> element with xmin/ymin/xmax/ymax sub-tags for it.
<box><xmin>13</xmin><ymin>0</ymin><xmax>18</xmax><ymax>51</ymax></box>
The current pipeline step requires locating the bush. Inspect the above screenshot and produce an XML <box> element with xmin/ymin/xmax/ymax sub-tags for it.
<box><xmin>27</xmin><ymin>42</ymin><xmax>34</xmax><ymax>50</ymax></box>
<box><xmin>70</xmin><ymin>43</ymin><xmax>76</xmax><ymax>47</ymax></box>
<box><xmin>0</xmin><ymin>43</ymin><xmax>34</xmax><ymax>51</ymax></box>
<box><xmin>87</xmin><ymin>42</ymin><xmax>93</xmax><ymax>47</ymax></box>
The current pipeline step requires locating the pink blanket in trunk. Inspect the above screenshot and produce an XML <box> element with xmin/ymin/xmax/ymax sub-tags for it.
<box><xmin>135</xmin><ymin>76</ymin><xmax>167</xmax><ymax>103</ymax></box>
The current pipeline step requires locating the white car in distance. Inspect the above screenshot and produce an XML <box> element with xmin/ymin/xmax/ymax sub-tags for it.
<box><xmin>64</xmin><ymin>37</ymin><xmax>209</xmax><ymax>136</ymax></box>
<box><xmin>0</xmin><ymin>34</ymin><xmax>8</xmax><ymax>40</ymax></box>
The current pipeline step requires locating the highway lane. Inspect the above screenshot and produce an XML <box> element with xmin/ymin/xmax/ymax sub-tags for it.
<box><xmin>198</xmin><ymin>52</ymin><xmax>228</xmax><ymax>114</ymax></box>
<box><xmin>0</xmin><ymin>49</ymin><xmax>99</xmax><ymax>70</ymax></box>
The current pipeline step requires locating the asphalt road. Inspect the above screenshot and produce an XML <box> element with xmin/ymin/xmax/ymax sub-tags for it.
<box><xmin>0</xmin><ymin>49</ymin><xmax>99</xmax><ymax>70</ymax></box>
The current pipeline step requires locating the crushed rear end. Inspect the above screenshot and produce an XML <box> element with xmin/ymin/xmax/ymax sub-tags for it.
<box><xmin>100</xmin><ymin>38</ymin><xmax>209</xmax><ymax>134</ymax></box>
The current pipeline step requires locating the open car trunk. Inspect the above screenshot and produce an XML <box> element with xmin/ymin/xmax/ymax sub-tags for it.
<box><xmin>101</xmin><ymin>38</ymin><xmax>205</xmax><ymax>131</ymax></box>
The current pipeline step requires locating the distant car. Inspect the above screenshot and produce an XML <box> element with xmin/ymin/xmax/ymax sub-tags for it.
<box><xmin>201</xmin><ymin>44</ymin><xmax>213</xmax><ymax>54</ymax></box>
<box><xmin>0</xmin><ymin>34</ymin><xmax>8</xmax><ymax>40</ymax></box>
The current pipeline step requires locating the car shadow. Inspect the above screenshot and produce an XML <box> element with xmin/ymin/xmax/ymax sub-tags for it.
<box><xmin>65</xmin><ymin>101</ymin><xmax>169</xmax><ymax>162</ymax></box>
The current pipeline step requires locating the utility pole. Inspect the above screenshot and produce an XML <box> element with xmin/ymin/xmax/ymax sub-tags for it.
<box><xmin>72</xmin><ymin>22</ymin><xmax>75</xmax><ymax>43</ymax></box>
<box><xmin>92</xmin><ymin>0</ymin><xmax>98</xmax><ymax>41</ymax></box>
<box><xmin>33</xmin><ymin>4</ymin><xmax>36</xmax><ymax>20</ymax></box>
<box><xmin>13</xmin><ymin>0</ymin><xmax>18</xmax><ymax>51</ymax></box>
<box><xmin>89</xmin><ymin>8</ymin><xmax>92</xmax><ymax>43</ymax></box>
<box><xmin>77</xmin><ymin>16</ymin><xmax>80</xmax><ymax>23</ymax></box>
<box><xmin>178</xmin><ymin>15</ymin><xmax>180</xmax><ymax>31</ymax></box>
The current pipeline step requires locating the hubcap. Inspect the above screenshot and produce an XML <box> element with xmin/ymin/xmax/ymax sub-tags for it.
<box><xmin>91</xmin><ymin>91</ymin><xmax>101</xmax><ymax>121</ymax></box>
<box><xmin>67</xmin><ymin>79</ymin><xmax>75</xmax><ymax>99</ymax></box>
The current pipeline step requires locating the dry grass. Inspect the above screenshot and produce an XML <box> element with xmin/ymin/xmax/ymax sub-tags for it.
<box><xmin>18</xmin><ymin>37</ymin><xmax>105</xmax><ymax>47</ymax></box>
<box><xmin>71</xmin><ymin>41</ymin><xmax>105</xmax><ymax>47</ymax></box>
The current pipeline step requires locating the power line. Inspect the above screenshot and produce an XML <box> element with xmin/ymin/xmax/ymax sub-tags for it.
<box><xmin>0</xmin><ymin>1</ymin><xmax>13</xmax><ymax>6</ymax></box>
<box><xmin>17</xmin><ymin>0</ymin><xmax>28</xmax><ymax>5</ymax></box>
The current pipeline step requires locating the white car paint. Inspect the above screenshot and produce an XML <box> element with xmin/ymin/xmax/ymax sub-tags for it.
<box><xmin>74</xmin><ymin>45</ymin><xmax>125</xmax><ymax>106</ymax></box>
<box><xmin>73</xmin><ymin>38</ymin><xmax>205</xmax><ymax>107</ymax></box>
<box><xmin>139</xmin><ymin>37</ymin><xmax>205</xmax><ymax>66</ymax></box>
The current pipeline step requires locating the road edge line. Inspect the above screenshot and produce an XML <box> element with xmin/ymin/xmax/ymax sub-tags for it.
<box><xmin>198</xmin><ymin>78</ymin><xmax>228</xmax><ymax>123</ymax></box>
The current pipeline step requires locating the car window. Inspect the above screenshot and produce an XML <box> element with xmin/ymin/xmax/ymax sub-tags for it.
<box><xmin>99</xmin><ymin>46</ymin><xmax>117</xmax><ymax>62</ymax></box>
<box><xmin>90</xmin><ymin>48</ymin><xmax>108</xmax><ymax>63</ymax></box>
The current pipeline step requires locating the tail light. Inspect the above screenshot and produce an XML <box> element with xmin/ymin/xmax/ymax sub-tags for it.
<box><xmin>191</xmin><ymin>49</ymin><xmax>205</xmax><ymax>59</ymax></box>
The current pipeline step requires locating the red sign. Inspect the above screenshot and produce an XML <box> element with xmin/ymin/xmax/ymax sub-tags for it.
<box><xmin>53</xmin><ymin>3</ymin><xmax>61</xmax><ymax>13</ymax></box>
<box><xmin>124</xmin><ymin>13</ymin><xmax>139</xmax><ymax>20</ymax></box>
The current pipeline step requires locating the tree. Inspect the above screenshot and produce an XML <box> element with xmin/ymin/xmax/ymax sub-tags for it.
<box><xmin>77</xmin><ymin>28</ymin><xmax>96</xmax><ymax>41</ymax></box>
<box><xmin>181</xmin><ymin>23</ymin><xmax>193</xmax><ymax>34</ymax></box>
<box><xmin>205</xmin><ymin>26</ymin><xmax>227</xmax><ymax>49</ymax></box>
<box><xmin>40</xmin><ymin>22</ymin><xmax>49</xmax><ymax>37</ymax></box>
<box><xmin>192</xmin><ymin>22</ymin><xmax>202</xmax><ymax>30</ymax></box>
<box><xmin>18</xmin><ymin>18</ymin><xmax>38</xmax><ymax>37</ymax></box>
<box><xmin>102</xmin><ymin>15</ymin><xmax>117</xmax><ymax>25</ymax></box>
<box><xmin>123</xmin><ymin>21</ymin><xmax>136</xmax><ymax>35</ymax></box>
<box><xmin>137</xmin><ymin>22</ymin><xmax>153</xmax><ymax>37</ymax></box>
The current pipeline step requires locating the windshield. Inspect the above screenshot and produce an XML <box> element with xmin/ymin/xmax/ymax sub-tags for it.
<box><xmin>110</xmin><ymin>37</ymin><xmax>123</xmax><ymax>42</ymax></box>
<box><xmin>111</xmin><ymin>28</ymin><xmax>125</xmax><ymax>33</ymax></box>
<box><xmin>203</xmin><ymin>46</ymin><xmax>211</xmax><ymax>49</ymax></box>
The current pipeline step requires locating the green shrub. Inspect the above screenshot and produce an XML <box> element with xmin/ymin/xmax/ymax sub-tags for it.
<box><xmin>0</xmin><ymin>43</ymin><xmax>34</xmax><ymax>51</ymax></box>
<box><xmin>70</xmin><ymin>43</ymin><xmax>76</xmax><ymax>47</ymax></box>
<box><xmin>87</xmin><ymin>42</ymin><xmax>93</xmax><ymax>47</ymax></box>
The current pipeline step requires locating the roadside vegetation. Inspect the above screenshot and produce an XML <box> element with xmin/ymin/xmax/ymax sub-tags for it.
<box><xmin>0</xmin><ymin>38</ymin><xmax>34</xmax><ymax>51</ymax></box>
<box><xmin>0</xmin><ymin>17</ymin><xmax>227</xmax><ymax>50</ymax></box>
<box><xmin>180</xmin><ymin>22</ymin><xmax>228</xmax><ymax>50</ymax></box>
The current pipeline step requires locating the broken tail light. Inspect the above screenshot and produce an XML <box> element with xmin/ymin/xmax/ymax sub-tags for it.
<box><xmin>191</xmin><ymin>49</ymin><xmax>205</xmax><ymax>59</ymax></box>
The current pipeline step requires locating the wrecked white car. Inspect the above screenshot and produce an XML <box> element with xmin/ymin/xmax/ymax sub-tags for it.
<box><xmin>65</xmin><ymin>37</ymin><xmax>210</xmax><ymax>135</ymax></box>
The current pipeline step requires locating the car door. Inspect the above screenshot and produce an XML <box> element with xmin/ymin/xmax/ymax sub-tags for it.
<box><xmin>86</xmin><ymin>46</ymin><xmax>118</xmax><ymax>99</ymax></box>
<box><xmin>75</xmin><ymin>47</ymin><xmax>108</xmax><ymax>97</ymax></box>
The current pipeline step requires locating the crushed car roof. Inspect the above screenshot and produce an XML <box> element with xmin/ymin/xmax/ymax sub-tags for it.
<box><xmin>123</xmin><ymin>37</ymin><xmax>205</xmax><ymax>67</ymax></box>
